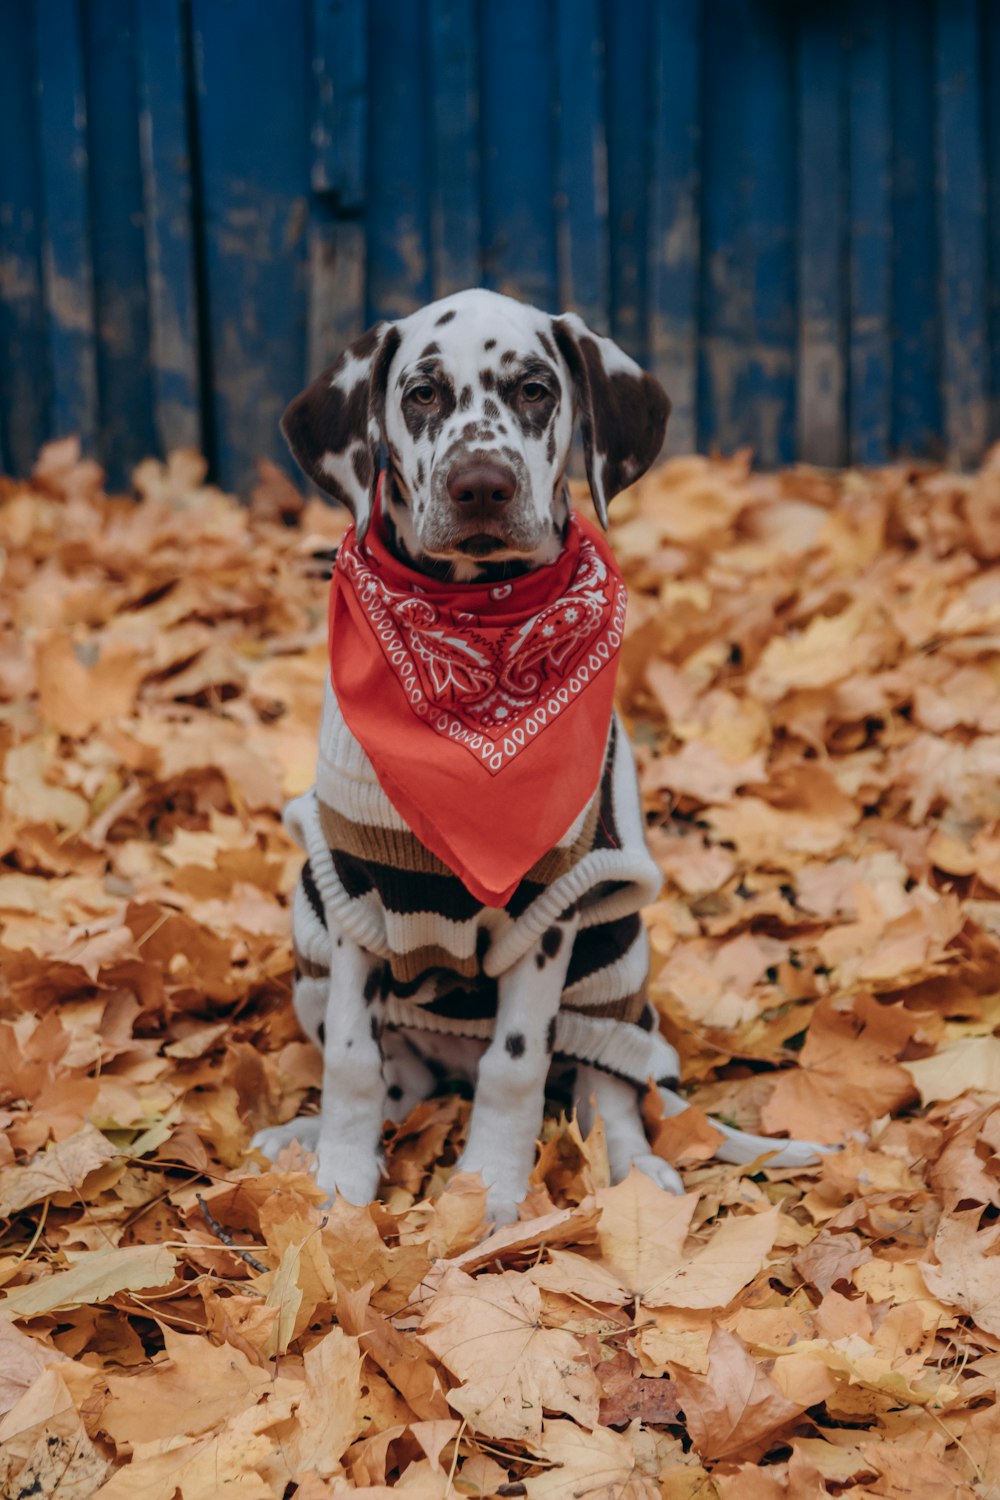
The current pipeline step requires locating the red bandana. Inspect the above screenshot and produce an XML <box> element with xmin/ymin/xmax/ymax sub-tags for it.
<box><xmin>328</xmin><ymin>479</ymin><xmax>627</xmax><ymax>905</ymax></box>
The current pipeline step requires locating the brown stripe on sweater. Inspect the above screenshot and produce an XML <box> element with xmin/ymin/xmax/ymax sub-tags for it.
<box><xmin>319</xmin><ymin>785</ymin><xmax>603</xmax><ymax>888</ymax></box>
<box><xmin>563</xmin><ymin>988</ymin><xmax>647</xmax><ymax>1024</ymax></box>
<box><xmin>387</xmin><ymin>942</ymin><xmax>480</xmax><ymax>985</ymax></box>
<box><xmin>293</xmin><ymin>943</ymin><xmax>330</xmax><ymax>980</ymax></box>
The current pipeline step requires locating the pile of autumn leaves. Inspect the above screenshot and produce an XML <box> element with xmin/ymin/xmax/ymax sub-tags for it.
<box><xmin>2</xmin><ymin>440</ymin><xmax>1000</xmax><ymax>1498</ymax></box>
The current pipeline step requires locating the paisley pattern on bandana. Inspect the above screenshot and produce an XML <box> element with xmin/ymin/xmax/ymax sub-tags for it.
<box><xmin>337</xmin><ymin>525</ymin><xmax>626</xmax><ymax>773</ymax></box>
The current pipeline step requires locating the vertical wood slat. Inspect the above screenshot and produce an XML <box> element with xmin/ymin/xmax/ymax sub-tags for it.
<box><xmin>891</xmin><ymin>1</ymin><xmax>940</xmax><ymax>458</ymax></box>
<box><xmin>312</xmin><ymin>0</ymin><xmax>367</xmax><ymax>209</ymax></box>
<box><xmin>428</xmin><ymin>0</ymin><xmax>480</xmax><ymax>299</ymax></box>
<box><xmin>479</xmin><ymin>0</ymin><xmax>557</xmax><ymax>310</ymax></box>
<box><xmin>847</xmin><ymin>0</ymin><xmax>892</xmax><ymax>465</ymax></box>
<box><xmin>82</xmin><ymin>0</ymin><xmax>157</xmax><ymax>487</ymax></box>
<box><xmin>34</xmin><ymin>0</ymin><xmax>98</xmax><ymax>450</ymax></box>
<box><xmin>604</xmin><ymin>0</ymin><xmax>652</xmax><ymax>363</ymax></box>
<box><xmin>365</xmin><ymin>0</ymin><xmax>432</xmax><ymax>322</ymax></box>
<box><xmin>935</xmin><ymin>0</ymin><xmax>989</xmax><ymax>468</ymax></box>
<box><xmin>699</xmin><ymin>0</ymin><xmax>751</xmax><ymax>455</ymax></box>
<box><xmin>553</xmin><ymin>0</ymin><xmax>607</xmax><ymax>331</ymax></box>
<box><xmin>740</xmin><ymin>0</ymin><xmax>796</xmax><ymax>465</ymax></box>
<box><xmin>988</xmin><ymin>2</ymin><xmax>1000</xmax><ymax>450</ymax></box>
<box><xmin>135</xmin><ymin>0</ymin><xmax>202</xmax><ymax>456</ymax></box>
<box><xmin>647</xmin><ymin>0</ymin><xmax>700</xmax><ymax>456</ymax></box>
<box><xmin>796</xmin><ymin>9</ymin><xmax>845</xmax><ymax>467</ymax></box>
<box><xmin>308</xmin><ymin>0</ymin><xmax>368</xmax><ymax>370</ymax></box>
<box><xmin>190</xmin><ymin>0</ymin><xmax>311</xmax><ymax>493</ymax></box>
<box><xmin>0</xmin><ymin>3</ymin><xmax>48</xmax><ymax>473</ymax></box>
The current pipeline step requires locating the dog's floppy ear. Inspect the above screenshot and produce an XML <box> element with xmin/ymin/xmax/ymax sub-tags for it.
<box><xmin>551</xmin><ymin>314</ymin><xmax>670</xmax><ymax>528</ymax></box>
<box><xmin>281</xmin><ymin>321</ymin><xmax>401</xmax><ymax>540</ymax></box>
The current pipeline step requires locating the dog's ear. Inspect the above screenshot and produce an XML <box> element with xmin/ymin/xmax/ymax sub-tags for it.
<box><xmin>281</xmin><ymin>321</ymin><xmax>401</xmax><ymax>540</ymax></box>
<box><xmin>551</xmin><ymin>314</ymin><xmax>670</xmax><ymax>528</ymax></box>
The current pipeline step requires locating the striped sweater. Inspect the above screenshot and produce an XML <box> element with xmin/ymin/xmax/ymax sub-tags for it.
<box><xmin>285</xmin><ymin>678</ymin><xmax>677</xmax><ymax>1086</ymax></box>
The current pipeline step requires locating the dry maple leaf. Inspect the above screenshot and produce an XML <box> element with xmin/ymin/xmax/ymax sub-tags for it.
<box><xmin>668</xmin><ymin>1327</ymin><xmax>806</xmax><ymax>1462</ymax></box>
<box><xmin>417</xmin><ymin>1266</ymin><xmax>600</xmax><ymax>1442</ymax></box>
<box><xmin>919</xmin><ymin>1209</ymin><xmax>1000</xmax><ymax>1337</ymax></box>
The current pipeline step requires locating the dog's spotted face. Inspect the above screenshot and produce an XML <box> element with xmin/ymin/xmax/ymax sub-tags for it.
<box><xmin>283</xmin><ymin>289</ymin><xmax>670</xmax><ymax>578</ymax></box>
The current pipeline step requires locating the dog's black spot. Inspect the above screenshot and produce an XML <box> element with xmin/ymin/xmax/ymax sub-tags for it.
<box><xmin>421</xmin><ymin>342</ymin><xmax>440</xmax><ymax>358</ymax></box>
<box><xmin>459</xmin><ymin>384</ymin><xmax>473</xmax><ymax>410</ymax></box>
<box><xmin>315</xmin><ymin>1020</ymin><xmax>326</xmax><ymax>1047</ymax></box>
<box><xmin>363</xmin><ymin>968</ymin><xmax>382</xmax><ymax>1005</ymax></box>
<box><xmin>436</xmin><ymin>309</ymin><xmax>456</xmax><ymax>326</ymax></box>
<box><xmin>388</xmin><ymin>1082</ymin><xmax>404</xmax><ymax>1101</ymax></box>
<box><xmin>537</xmin><ymin>330</ymin><xmax>557</xmax><ymax>360</ymax></box>
<box><xmin>483</xmin><ymin>397</ymin><xmax>500</xmax><ymax>420</ymax></box>
<box><xmin>416</xmin><ymin>457</ymin><xmax>425</xmax><ymax>487</ymax></box>
<box><xmin>346</xmin><ymin>1037</ymin><xmax>353</xmax><ymax>1048</ymax></box>
<box><xmin>541</xmin><ymin>926</ymin><xmax>563</xmax><ymax>959</ymax></box>
<box><xmin>500</xmin><ymin>350</ymin><xmax>517</xmax><ymax>365</ymax></box>
<box><xmin>370</xmin><ymin>1014</ymin><xmax>381</xmax><ymax>1042</ymax></box>
<box><xmin>535</xmin><ymin>952</ymin><xmax>545</xmax><ymax>970</ymax></box>
<box><xmin>546</xmin><ymin>1017</ymin><xmax>556</xmax><ymax>1052</ymax></box>
<box><xmin>559</xmin><ymin>899</ymin><xmax>580</xmax><ymax>921</ymax></box>
<box><xmin>484</xmin><ymin>337</ymin><xmax>496</xmax><ymax>349</ymax></box>
<box><xmin>336</xmin><ymin>936</ymin><xmax>343</xmax><ymax>948</ymax></box>
<box><xmin>352</xmin><ymin>445</ymin><xmax>373</xmax><ymax>487</ymax></box>
<box><xmin>546</xmin><ymin>427</ymin><xmax>557</xmax><ymax>463</ymax></box>
<box><xmin>505</xmin><ymin>1032</ymin><xmax>525</xmax><ymax>1058</ymax></box>
<box><xmin>656</xmin><ymin>1074</ymin><xmax>680</xmax><ymax>1091</ymax></box>
<box><xmin>479</xmin><ymin>368</ymin><xmax>496</xmax><ymax>390</ymax></box>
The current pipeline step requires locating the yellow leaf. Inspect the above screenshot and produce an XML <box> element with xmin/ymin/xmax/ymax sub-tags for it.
<box><xmin>1</xmin><ymin>1245</ymin><xmax>176</xmax><ymax>1318</ymax></box>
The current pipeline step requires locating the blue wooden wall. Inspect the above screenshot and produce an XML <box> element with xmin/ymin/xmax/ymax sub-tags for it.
<box><xmin>1</xmin><ymin>0</ymin><xmax>999</xmax><ymax>493</ymax></box>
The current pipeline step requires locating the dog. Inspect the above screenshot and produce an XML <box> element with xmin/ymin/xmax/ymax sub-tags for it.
<box><xmin>252</xmin><ymin>289</ymin><xmax>823</xmax><ymax>1225</ymax></box>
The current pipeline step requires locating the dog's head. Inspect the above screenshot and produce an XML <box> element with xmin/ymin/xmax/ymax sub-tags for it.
<box><xmin>282</xmin><ymin>289</ymin><xmax>670</xmax><ymax>576</ymax></box>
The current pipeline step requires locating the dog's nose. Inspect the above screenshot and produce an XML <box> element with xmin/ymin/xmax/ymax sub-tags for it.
<box><xmin>447</xmin><ymin>463</ymin><xmax>516</xmax><ymax>506</ymax></box>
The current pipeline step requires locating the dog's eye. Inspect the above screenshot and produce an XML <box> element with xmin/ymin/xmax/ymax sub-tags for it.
<box><xmin>409</xmin><ymin>383</ymin><xmax>436</xmax><ymax>405</ymax></box>
<box><xmin>521</xmin><ymin>381</ymin><xmax>547</xmax><ymax>402</ymax></box>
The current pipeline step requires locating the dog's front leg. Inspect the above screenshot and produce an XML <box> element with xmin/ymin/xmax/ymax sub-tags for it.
<box><xmin>253</xmin><ymin>930</ymin><xmax>387</xmax><ymax>1204</ymax></box>
<box><xmin>456</xmin><ymin>913</ymin><xmax>580</xmax><ymax>1226</ymax></box>
<box><xmin>310</xmin><ymin>931</ymin><xmax>387</xmax><ymax>1206</ymax></box>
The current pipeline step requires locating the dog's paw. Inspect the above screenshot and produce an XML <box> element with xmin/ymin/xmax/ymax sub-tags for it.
<box><xmin>315</xmin><ymin>1153</ymin><xmax>383</xmax><ymax>1210</ymax></box>
<box><xmin>629</xmin><ymin>1152</ymin><xmax>685</xmax><ymax>1196</ymax></box>
<box><xmin>251</xmin><ymin>1115</ymin><xmax>321</xmax><ymax>1161</ymax></box>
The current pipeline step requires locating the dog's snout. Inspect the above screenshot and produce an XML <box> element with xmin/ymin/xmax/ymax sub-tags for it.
<box><xmin>447</xmin><ymin>463</ymin><xmax>516</xmax><ymax>507</ymax></box>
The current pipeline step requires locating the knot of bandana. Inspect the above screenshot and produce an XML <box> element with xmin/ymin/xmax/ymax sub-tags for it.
<box><xmin>328</xmin><ymin>478</ymin><xmax>628</xmax><ymax>905</ymax></box>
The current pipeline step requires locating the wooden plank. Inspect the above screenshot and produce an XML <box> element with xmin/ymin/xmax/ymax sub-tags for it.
<box><xmin>604</xmin><ymin>0</ymin><xmax>652</xmax><ymax>362</ymax></box>
<box><xmin>988</xmin><ymin>1</ymin><xmax>1000</xmax><ymax>450</ymax></box>
<box><xmin>648</xmin><ymin>0</ymin><xmax>700</xmax><ymax>454</ymax></box>
<box><xmin>700</xmin><ymin>0</ymin><xmax>795</xmax><ymax>464</ymax></box>
<box><xmin>480</xmin><ymin>0</ymin><xmax>557</xmax><ymax>310</ymax></box>
<box><xmin>366</xmin><ymin>0</ymin><xmax>432</xmax><ymax>321</ymax></box>
<box><xmin>82</xmin><ymin>0</ymin><xmax>157</xmax><ymax>487</ymax></box>
<box><xmin>428</xmin><ymin>0</ymin><xmax>480</xmax><ymax>298</ymax></box>
<box><xmin>135</xmin><ymin>0</ymin><xmax>202</xmax><ymax>457</ymax></box>
<box><xmin>190</xmin><ymin>0</ymin><xmax>311</xmax><ymax>494</ymax></box>
<box><xmin>847</xmin><ymin>0</ymin><xmax>892</xmax><ymax>465</ymax></box>
<box><xmin>698</xmin><ymin>0</ymin><xmax>751</xmax><ymax>455</ymax></box>
<box><xmin>34</xmin><ymin>0</ymin><xmax>98</xmax><ymax>451</ymax></box>
<box><xmin>935</xmin><ymin>0</ymin><xmax>988</xmax><ymax>468</ymax></box>
<box><xmin>742</xmin><ymin>0</ymin><xmax>796</xmax><ymax>466</ymax></box>
<box><xmin>553</xmin><ymin>0</ymin><xmax>607</xmax><ymax>332</ymax></box>
<box><xmin>307</xmin><ymin>202</ymin><xmax>366</xmax><ymax>373</ymax></box>
<box><xmin>891</xmin><ymin>1</ymin><xmax>940</xmax><ymax>457</ymax></box>
<box><xmin>0</xmin><ymin>2</ymin><xmax>49</xmax><ymax>473</ymax></box>
<box><xmin>312</xmin><ymin>0</ymin><xmax>367</xmax><ymax>210</ymax></box>
<box><xmin>796</xmin><ymin>8</ymin><xmax>845</xmax><ymax>467</ymax></box>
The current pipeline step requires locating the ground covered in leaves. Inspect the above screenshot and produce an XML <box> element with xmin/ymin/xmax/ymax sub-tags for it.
<box><xmin>2</xmin><ymin>440</ymin><xmax>1000</xmax><ymax>1497</ymax></box>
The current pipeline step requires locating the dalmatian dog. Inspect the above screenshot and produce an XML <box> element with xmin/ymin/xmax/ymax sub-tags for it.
<box><xmin>252</xmin><ymin>289</ymin><xmax>825</xmax><ymax>1224</ymax></box>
